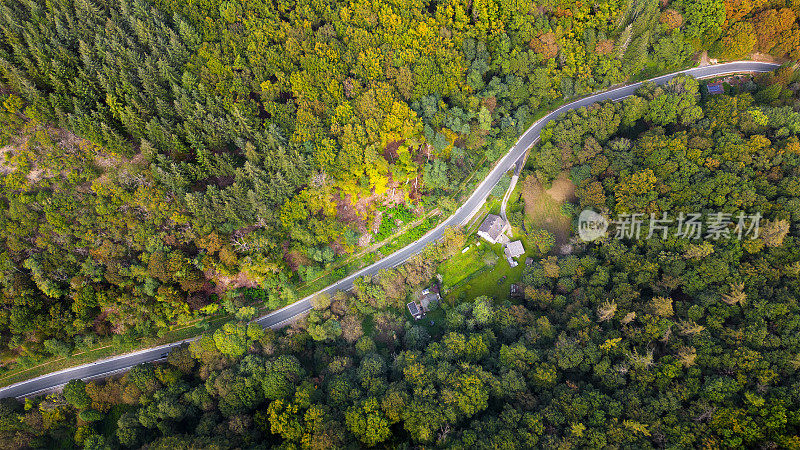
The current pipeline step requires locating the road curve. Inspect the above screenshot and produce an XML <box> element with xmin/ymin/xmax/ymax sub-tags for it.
<box><xmin>0</xmin><ymin>61</ymin><xmax>780</xmax><ymax>400</ymax></box>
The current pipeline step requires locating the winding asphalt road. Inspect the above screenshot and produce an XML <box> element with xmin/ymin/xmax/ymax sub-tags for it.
<box><xmin>0</xmin><ymin>61</ymin><xmax>779</xmax><ymax>400</ymax></box>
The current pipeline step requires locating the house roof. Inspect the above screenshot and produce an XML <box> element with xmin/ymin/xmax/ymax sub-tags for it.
<box><xmin>505</xmin><ymin>240</ymin><xmax>525</xmax><ymax>258</ymax></box>
<box><xmin>478</xmin><ymin>214</ymin><xmax>506</xmax><ymax>241</ymax></box>
<box><xmin>420</xmin><ymin>291</ymin><xmax>440</xmax><ymax>309</ymax></box>
<box><xmin>707</xmin><ymin>84</ymin><xmax>723</xmax><ymax>94</ymax></box>
<box><xmin>407</xmin><ymin>302</ymin><xmax>420</xmax><ymax>316</ymax></box>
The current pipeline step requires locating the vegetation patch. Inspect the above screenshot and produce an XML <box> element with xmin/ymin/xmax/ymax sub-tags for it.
<box><xmin>518</xmin><ymin>173</ymin><xmax>575</xmax><ymax>245</ymax></box>
<box><xmin>377</xmin><ymin>214</ymin><xmax>439</xmax><ymax>255</ymax></box>
<box><xmin>374</xmin><ymin>204</ymin><xmax>415</xmax><ymax>241</ymax></box>
<box><xmin>437</xmin><ymin>243</ymin><xmax>488</xmax><ymax>289</ymax></box>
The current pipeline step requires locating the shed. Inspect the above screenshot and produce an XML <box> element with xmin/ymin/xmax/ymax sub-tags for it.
<box><xmin>407</xmin><ymin>301</ymin><xmax>423</xmax><ymax>319</ymax></box>
<box><xmin>504</xmin><ymin>240</ymin><xmax>525</xmax><ymax>259</ymax></box>
<box><xmin>707</xmin><ymin>83</ymin><xmax>724</xmax><ymax>95</ymax></box>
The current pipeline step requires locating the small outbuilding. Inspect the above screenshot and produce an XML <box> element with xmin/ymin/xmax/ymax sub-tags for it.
<box><xmin>407</xmin><ymin>301</ymin><xmax>423</xmax><ymax>320</ymax></box>
<box><xmin>504</xmin><ymin>240</ymin><xmax>525</xmax><ymax>267</ymax></box>
<box><xmin>707</xmin><ymin>82</ymin><xmax>724</xmax><ymax>95</ymax></box>
<box><xmin>505</xmin><ymin>240</ymin><xmax>525</xmax><ymax>258</ymax></box>
<box><xmin>408</xmin><ymin>286</ymin><xmax>441</xmax><ymax>320</ymax></box>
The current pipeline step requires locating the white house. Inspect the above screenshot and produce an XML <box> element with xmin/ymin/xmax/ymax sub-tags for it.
<box><xmin>477</xmin><ymin>214</ymin><xmax>509</xmax><ymax>244</ymax></box>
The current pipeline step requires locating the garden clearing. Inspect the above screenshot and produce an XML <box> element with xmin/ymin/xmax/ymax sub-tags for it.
<box><xmin>521</xmin><ymin>172</ymin><xmax>575</xmax><ymax>246</ymax></box>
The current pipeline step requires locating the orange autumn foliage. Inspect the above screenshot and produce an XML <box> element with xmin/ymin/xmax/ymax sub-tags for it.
<box><xmin>660</xmin><ymin>9</ymin><xmax>684</xmax><ymax>29</ymax></box>
<box><xmin>530</xmin><ymin>32</ymin><xmax>559</xmax><ymax>59</ymax></box>
<box><xmin>752</xmin><ymin>8</ymin><xmax>797</xmax><ymax>53</ymax></box>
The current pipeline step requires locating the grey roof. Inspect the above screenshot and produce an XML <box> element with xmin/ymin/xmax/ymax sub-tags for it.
<box><xmin>505</xmin><ymin>240</ymin><xmax>525</xmax><ymax>258</ymax></box>
<box><xmin>420</xmin><ymin>291</ymin><xmax>440</xmax><ymax>309</ymax></box>
<box><xmin>478</xmin><ymin>214</ymin><xmax>506</xmax><ymax>241</ymax></box>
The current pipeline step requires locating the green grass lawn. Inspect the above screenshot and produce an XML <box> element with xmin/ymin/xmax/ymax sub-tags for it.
<box><xmin>437</xmin><ymin>241</ymin><xmax>488</xmax><ymax>289</ymax></box>
<box><xmin>418</xmin><ymin>307</ymin><xmax>446</xmax><ymax>337</ymax></box>
<box><xmin>446</xmin><ymin>254</ymin><xmax>523</xmax><ymax>302</ymax></box>
<box><xmin>487</xmin><ymin>197</ymin><xmax>502</xmax><ymax>216</ymax></box>
<box><xmin>442</xmin><ymin>228</ymin><xmax>541</xmax><ymax>303</ymax></box>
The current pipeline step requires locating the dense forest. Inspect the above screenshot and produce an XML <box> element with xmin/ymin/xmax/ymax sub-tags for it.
<box><xmin>0</xmin><ymin>0</ymin><xmax>798</xmax><ymax>367</ymax></box>
<box><xmin>0</xmin><ymin>0</ymin><xmax>799</xmax><ymax>382</ymax></box>
<box><xmin>2</xmin><ymin>68</ymin><xmax>800</xmax><ymax>448</ymax></box>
